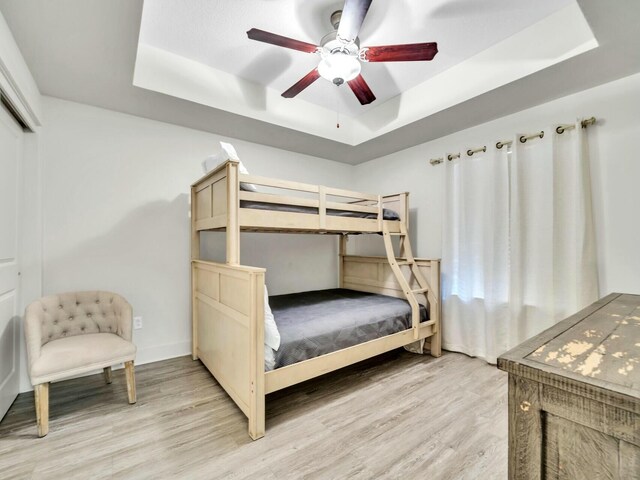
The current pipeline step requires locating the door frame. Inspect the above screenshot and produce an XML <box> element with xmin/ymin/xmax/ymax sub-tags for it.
<box><xmin>0</xmin><ymin>100</ymin><xmax>24</xmax><ymax>421</ymax></box>
<box><xmin>0</xmin><ymin>16</ymin><xmax>43</xmax><ymax>401</ymax></box>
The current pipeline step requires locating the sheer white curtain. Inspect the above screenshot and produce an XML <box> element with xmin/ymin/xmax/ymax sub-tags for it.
<box><xmin>442</xmin><ymin>147</ymin><xmax>511</xmax><ymax>361</ymax></box>
<box><xmin>442</xmin><ymin>121</ymin><xmax>599</xmax><ymax>363</ymax></box>
<box><xmin>509</xmin><ymin>123</ymin><xmax>599</xmax><ymax>345</ymax></box>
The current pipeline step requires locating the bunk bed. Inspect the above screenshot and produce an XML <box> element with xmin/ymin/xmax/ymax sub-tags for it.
<box><xmin>190</xmin><ymin>160</ymin><xmax>441</xmax><ymax>440</ymax></box>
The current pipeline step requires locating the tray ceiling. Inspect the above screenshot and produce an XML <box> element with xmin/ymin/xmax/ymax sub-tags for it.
<box><xmin>134</xmin><ymin>0</ymin><xmax>596</xmax><ymax>145</ymax></box>
<box><xmin>138</xmin><ymin>0</ymin><xmax>574</xmax><ymax>118</ymax></box>
<box><xmin>4</xmin><ymin>1</ymin><xmax>638</xmax><ymax>163</ymax></box>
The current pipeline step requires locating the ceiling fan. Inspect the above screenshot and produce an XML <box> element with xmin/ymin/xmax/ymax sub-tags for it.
<box><xmin>246</xmin><ymin>0</ymin><xmax>438</xmax><ymax>105</ymax></box>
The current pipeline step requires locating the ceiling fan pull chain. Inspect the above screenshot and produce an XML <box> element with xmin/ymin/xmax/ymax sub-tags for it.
<box><xmin>336</xmin><ymin>88</ymin><xmax>340</xmax><ymax>129</ymax></box>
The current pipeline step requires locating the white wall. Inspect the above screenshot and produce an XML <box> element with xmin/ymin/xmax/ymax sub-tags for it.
<box><xmin>352</xmin><ymin>73</ymin><xmax>640</xmax><ymax>297</ymax></box>
<box><xmin>28</xmin><ymin>96</ymin><xmax>352</xmax><ymax>391</ymax></box>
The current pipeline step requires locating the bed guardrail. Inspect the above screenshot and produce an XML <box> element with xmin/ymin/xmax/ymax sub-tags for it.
<box><xmin>191</xmin><ymin>161</ymin><xmax>410</xmax><ymax>262</ymax></box>
<box><xmin>238</xmin><ymin>172</ymin><xmax>384</xmax><ymax>230</ymax></box>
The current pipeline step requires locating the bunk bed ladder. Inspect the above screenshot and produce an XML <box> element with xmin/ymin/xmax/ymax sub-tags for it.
<box><xmin>382</xmin><ymin>222</ymin><xmax>432</xmax><ymax>340</ymax></box>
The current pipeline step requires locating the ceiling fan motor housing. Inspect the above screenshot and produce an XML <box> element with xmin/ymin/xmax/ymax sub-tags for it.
<box><xmin>330</xmin><ymin>10</ymin><xmax>342</xmax><ymax>30</ymax></box>
<box><xmin>320</xmin><ymin>31</ymin><xmax>360</xmax><ymax>55</ymax></box>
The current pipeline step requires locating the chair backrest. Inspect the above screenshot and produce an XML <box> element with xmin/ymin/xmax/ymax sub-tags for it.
<box><xmin>26</xmin><ymin>291</ymin><xmax>126</xmax><ymax>346</ymax></box>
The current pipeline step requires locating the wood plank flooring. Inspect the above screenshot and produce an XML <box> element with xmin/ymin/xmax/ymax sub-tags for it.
<box><xmin>0</xmin><ymin>351</ymin><xmax>507</xmax><ymax>479</ymax></box>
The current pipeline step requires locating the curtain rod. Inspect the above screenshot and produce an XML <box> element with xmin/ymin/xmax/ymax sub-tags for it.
<box><xmin>429</xmin><ymin>117</ymin><xmax>596</xmax><ymax>165</ymax></box>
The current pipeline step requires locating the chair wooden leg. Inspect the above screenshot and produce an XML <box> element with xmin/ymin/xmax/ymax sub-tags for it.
<box><xmin>34</xmin><ymin>385</ymin><xmax>40</xmax><ymax>428</ymax></box>
<box><xmin>103</xmin><ymin>366</ymin><xmax>113</xmax><ymax>384</ymax></box>
<box><xmin>34</xmin><ymin>383</ymin><xmax>49</xmax><ymax>437</ymax></box>
<box><xmin>124</xmin><ymin>361</ymin><xmax>136</xmax><ymax>404</ymax></box>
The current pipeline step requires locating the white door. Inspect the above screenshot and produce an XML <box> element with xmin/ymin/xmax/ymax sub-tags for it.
<box><xmin>0</xmin><ymin>103</ymin><xmax>23</xmax><ymax>421</ymax></box>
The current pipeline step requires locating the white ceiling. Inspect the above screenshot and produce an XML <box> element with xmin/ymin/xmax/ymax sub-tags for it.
<box><xmin>138</xmin><ymin>0</ymin><xmax>573</xmax><ymax>118</ymax></box>
<box><xmin>1</xmin><ymin>1</ymin><xmax>639</xmax><ymax>163</ymax></box>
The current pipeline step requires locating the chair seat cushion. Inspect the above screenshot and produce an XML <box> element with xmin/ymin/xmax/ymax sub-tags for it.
<box><xmin>30</xmin><ymin>333</ymin><xmax>136</xmax><ymax>384</ymax></box>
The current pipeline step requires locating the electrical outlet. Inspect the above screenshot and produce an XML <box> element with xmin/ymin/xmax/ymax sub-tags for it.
<box><xmin>133</xmin><ymin>316</ymin><xmax>143</xmax><ymax>330</ymax></box>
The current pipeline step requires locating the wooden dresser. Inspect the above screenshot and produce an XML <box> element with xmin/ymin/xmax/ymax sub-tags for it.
<box><xmin>498</xmin><ymin>293</ymin><xmax>640</xmax><ymax>480</ymax></box>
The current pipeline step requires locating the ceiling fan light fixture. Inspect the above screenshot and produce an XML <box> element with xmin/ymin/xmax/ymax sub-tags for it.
<box><xmin>318</xmin><ymin>53</ymin><xmax>361</xmax><ymax>85</ymax></box>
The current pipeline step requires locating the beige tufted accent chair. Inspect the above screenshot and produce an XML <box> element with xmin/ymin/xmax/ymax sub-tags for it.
<box><xmin>24</xmin><ymin>291</ymin><xmax>137</xmax><ymax>437</ymax></box>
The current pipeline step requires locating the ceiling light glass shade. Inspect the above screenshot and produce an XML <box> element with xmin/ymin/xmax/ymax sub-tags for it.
<box><xmin>318</xmin><ymin>53</ymin><xmax>361</xmax><ymax>84</ymax></box>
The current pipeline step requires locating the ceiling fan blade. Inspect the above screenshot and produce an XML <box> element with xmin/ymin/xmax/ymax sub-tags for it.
<box><xmin>337</xmin><ymin>0</ymin><xmax>373</xmax><ymax>43</ymax></box>
<box><xmin>247</xmin><ymin>28</ymin><xmax>318</xmax><ymax>53</ymax></box>
<box><xmin>282</xmin><ymin>68</ymin><xmax>321</xmax><ymax>98</ymax></box>
<box><xmin>348</xmin><ymin>74</ymin><xmax>376</xmax><ymax>105</ymax></box>
<box><xmin>362</xmin><ymin>42</ymin><xmax>438</xmax><ymax>62</ymax></box>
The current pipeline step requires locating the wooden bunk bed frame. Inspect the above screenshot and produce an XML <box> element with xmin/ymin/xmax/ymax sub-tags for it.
<box><xmin>191</xmin><ymin>160</ymin><xmax>441</xmax><ymax>440</ymax></box>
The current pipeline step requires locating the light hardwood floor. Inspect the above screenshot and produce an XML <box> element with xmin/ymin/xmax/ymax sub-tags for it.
<box><xmin>0</xmin><ymin>352</ymin><xmax>507</xmax><ymax>479</ymax></box>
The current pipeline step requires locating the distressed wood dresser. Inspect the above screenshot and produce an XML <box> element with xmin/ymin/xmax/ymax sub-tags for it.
<box><xmin>498</xmin><ymin>293</ymin><xmax>640</xmax><ymax>479</ymax></box>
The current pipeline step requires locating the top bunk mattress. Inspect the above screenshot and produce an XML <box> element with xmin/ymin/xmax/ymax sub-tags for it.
<box><xmin>240</xmin><ymin>200</ymin><xmax>401</xmax><ymax>221</ymax></box>
<box><xmin>269</xmin><ymin>289</ymin><xmax>428</xmax><ymax>370</ymax></box>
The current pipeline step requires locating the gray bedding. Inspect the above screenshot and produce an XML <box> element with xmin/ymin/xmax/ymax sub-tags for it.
<box><xmin>240</xmin><ymin>200</ymin><xmax>401</xmax><ymax>221</ymax></box>
<box><xmin>270</xmin><ymin>289</ymin><xmax>428</xmax><ymax>369</ymax></box>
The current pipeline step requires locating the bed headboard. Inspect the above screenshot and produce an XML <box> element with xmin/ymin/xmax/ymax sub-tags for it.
<box><xmin>340</xmin><ymin>255</ymin><xmax>440</xmax><ymax>310</ymax></box>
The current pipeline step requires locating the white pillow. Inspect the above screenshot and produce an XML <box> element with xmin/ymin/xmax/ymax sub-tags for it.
<box><xmin>237</xmin><ymin>161</ymin><xmax>258</xmax><ymax>192</ymax></box>
<box><xmin>201</xmin><ymin>141</ymin><xmax>257</xmax><ymax>192</ymax></box>
<box><xmin>264</xmin><ymin>344</ymin><xmax>276</xmax><ymax>372</ymax></box>
<box><xmin>264</xmin><ymin>285</ymin><xmax>280</xmax><ymax>351</ymax></box>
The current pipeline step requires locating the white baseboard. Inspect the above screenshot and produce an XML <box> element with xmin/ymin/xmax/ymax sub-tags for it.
<box><xmin>134</xmin><ymin>340</ymin><xmax>192</xmax><ymax>367</ymax></box>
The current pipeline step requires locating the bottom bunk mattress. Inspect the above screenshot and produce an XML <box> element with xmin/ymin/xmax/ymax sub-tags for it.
<box><xmin>269</xmin><ymin>288</ymin><xmax>428</xmax><ymax>370</ymax></box>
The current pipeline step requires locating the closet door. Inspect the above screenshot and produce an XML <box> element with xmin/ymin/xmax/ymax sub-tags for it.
<box><xmin>0</xmin><ymin>102</ymin><xmax>23</xmax><ymax>421</ymax></box>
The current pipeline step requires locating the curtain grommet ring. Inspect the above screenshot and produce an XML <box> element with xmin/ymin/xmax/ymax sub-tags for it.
<box><xmin>466</xmin><ymin>146</ymin><xmax>487</xmax><ymax>157</ymax></box>
<box><xmin>520</xmin><ymin>131</ymin><xmax>544</xmax><ymax>143</ymax></box>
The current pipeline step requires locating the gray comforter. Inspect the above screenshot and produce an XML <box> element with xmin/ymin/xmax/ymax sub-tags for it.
<box><xmin>270</xmin><ymin>289</ymin><xmax>428</xmax><ymax>369</ymax></box>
